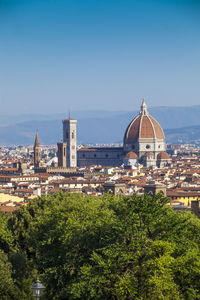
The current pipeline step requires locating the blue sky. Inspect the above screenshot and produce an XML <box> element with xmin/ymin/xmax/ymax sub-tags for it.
<box><xmin>0</xmin><ymin>0</ymin><xmax>200</xmax><ymax>114</ymax></box>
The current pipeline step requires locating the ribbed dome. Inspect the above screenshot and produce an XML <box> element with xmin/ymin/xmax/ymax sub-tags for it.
<box><xmin>125</xmin><ymin>152</ymin><xmax>138</xmax><ymax>159</ymax></box>
<box><xmin>157</xmin><ymin>151</ymin><xmax>170</xmax><ymax>160</ymax></box>
<box><xmin>124</xmin><ymin>101</ymin><xmax>165</xmax><ymax>144</ymax></box>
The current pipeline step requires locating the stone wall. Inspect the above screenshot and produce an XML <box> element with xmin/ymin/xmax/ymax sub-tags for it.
<box><xmin>77</xmin><ymin>147</ymin><xmax>123</xmax><ymax>167</ymax></box>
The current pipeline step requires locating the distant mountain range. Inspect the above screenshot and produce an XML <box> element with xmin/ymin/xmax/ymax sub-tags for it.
<box><xmin>165</xmin><ymin>126</ymin><xmax>200</xmax><ymax>144</ymax></box>
<box><xmin>0</xmin><ymin>105</ymin><xmax>200</xmax><ymax>145</ymax></box>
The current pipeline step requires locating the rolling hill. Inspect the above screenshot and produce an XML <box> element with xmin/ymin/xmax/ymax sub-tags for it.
<box><xmin>0</xmin><ymin>105</ymin><xmax>200</xmax><ymax>145</ymax></box>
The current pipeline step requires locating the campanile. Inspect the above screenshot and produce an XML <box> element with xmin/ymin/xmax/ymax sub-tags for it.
<box><xmin>62</xmin><ymin>118</ymin><xmax>77</xmax><ymax>168</ymax></box>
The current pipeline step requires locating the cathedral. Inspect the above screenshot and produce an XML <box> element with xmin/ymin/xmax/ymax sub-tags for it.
<box><xmin>33</xmin><ymin>100</ymin><xmax>171</xmax><ymax>169</ymax></box>
<box><xmin>56</xmin><ymin>100</ymin><xmax>171</xmax><ymax>168</ymax></box>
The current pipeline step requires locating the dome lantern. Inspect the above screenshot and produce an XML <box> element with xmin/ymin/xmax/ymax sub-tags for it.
<box><xmin>140</xmin><ymin>98</ymin><xmax>148</xmax><ymax>115</ymax></box>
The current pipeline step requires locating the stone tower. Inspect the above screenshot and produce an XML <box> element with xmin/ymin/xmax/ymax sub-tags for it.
<box><xmin>143</xmin><ymin>181</ymin><xmax>167</xmax><ymax>197</ymax></box>
<box><xmin>57</xmin><ymin>142</ymin><xmax>67</xmax><ymax>168</ymax></box>
<box><xmin>62</xmin><ymin>118</ymin><xmax>77</xmax><ymax>168</ymax></box>
<box><xmin>34</xmin><ymin>132</ymin><xmax>41</xmax><ymax>168</ymax></box>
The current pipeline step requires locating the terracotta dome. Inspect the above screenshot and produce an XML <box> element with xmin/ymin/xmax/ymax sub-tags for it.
<box><xmin>124</xmin><ymin>101</ymin><xmax>165</xmax><ymax>144</ymax></box>
<box><xmin>157</xmin><ymin>151</ymin><xmax>170</xmax><ymax>160</ymax></box>
<box><xmin>125</xmin><ymin>152</ymin><xmax>138</xmax><ymax>159</ymax></box>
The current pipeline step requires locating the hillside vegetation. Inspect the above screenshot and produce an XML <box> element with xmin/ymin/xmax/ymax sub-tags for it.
<box><xmin>1</xmin><ymin>192</ymin><xmax>200</xmax><ymax>299</ymax></box>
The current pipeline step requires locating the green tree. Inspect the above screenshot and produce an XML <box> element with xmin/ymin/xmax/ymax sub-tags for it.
<box><xmin>7</xmin><ymin>192</ymin><xmax>200</xmax><ymax>299</ymax></box>
<box><xmin>0</xmin><ymin>250</ymin><xmax>18</xmax><ymax>299</ymax></box>
<box><xmin>9</xmin><ymin>252</ymin><xmax>34</xmax><ymax>299</ymax></box>
<box><xmin>0</xmin><ymin>212</ymin><xmax>14</xmax><ymax>253</ymax></box>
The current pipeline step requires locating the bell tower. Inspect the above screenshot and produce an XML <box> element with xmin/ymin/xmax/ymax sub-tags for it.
<box><xmin>34</xmin><ymin>132</ymin><xmax>41</xmax><ymax>168</ymax></box>
<box><xmin>57</xmin><ymin>142</ymin><xmax>67</xmax><ymax>168</ymax></box>
<box><xmin>62</xmin><ymin>118</ymin><xmax>77</xmax><ymax>168</ymax></box>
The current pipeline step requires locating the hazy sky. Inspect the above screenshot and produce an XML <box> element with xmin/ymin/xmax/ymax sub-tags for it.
<box><xmin>0</xmin><ymin>0</ymin><xmax>200</xmax><ymax>114</ymax></box>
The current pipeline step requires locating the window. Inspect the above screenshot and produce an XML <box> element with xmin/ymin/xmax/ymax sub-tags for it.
<box><xmin>82</xmin><ymin>154</ymin><xmax>85</xmax><ymax>158</ymax></box>
<box><xmin>132</xmin><ymin>145</ymin><xmax>135</xmax><ymax>149</ymax></box>
<box><xmin>105</xmin><ymin>154</ymin><xmax>108</xmax><ymax>158</ymax></box>
<box><xmin>72</xmin><ymin>132</ymin><xmax>75</xmax><ymax>139</ymax></box>
<box><xmin>117</xmin><ymin>189</ymin><xmax>124</xmax><ymax>195</ymax></box>
<box><xmin>146</xmin><ymin>144</ymin><xmax>151</xmax><ymax>149</ymax></box>
<box><xmin>148</xmin><ymin>191</ymin><xmax>153</xmax><ymax>195</ymax></box>
<box><xmin>94</xmin><ymin>154</ymin><xmax>97</xmax><ymax>158</ymax></box>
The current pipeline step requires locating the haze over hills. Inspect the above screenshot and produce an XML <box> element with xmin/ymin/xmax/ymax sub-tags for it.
<box><xmin>0</xmin><ymin>105</ymin><xmax>200</xmax><ymax>145</ymax></box>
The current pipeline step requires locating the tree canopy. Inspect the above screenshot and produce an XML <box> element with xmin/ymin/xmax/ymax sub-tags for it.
<box><xmin>1</xmin><ymin>192</ymin><xmax>200</xmax><ymax>299</ymax></box>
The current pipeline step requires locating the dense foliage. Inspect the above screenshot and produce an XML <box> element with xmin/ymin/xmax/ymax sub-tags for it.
<box><xmin>1</xmin><ymin>192</ymin><xmax>200</xmax><ymax>299</ymax></box>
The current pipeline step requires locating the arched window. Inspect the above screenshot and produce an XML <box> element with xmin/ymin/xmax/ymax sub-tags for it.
<box><xmin>117</xmin><ymin>189</ymin><xmax>124</xmax><ymax>195</ymax></box>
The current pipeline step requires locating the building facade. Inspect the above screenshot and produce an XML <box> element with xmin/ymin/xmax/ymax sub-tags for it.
<box><xmin>77</xmin><ymin>147</ymin><xmax>124</xmax><ymax>167</ymax></box>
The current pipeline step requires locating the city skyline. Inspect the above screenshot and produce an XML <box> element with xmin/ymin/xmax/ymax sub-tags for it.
<box><xmin>0</xmin><ymin>0</ymin><xmax>200</xmax><ymax>114</ymax></box>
